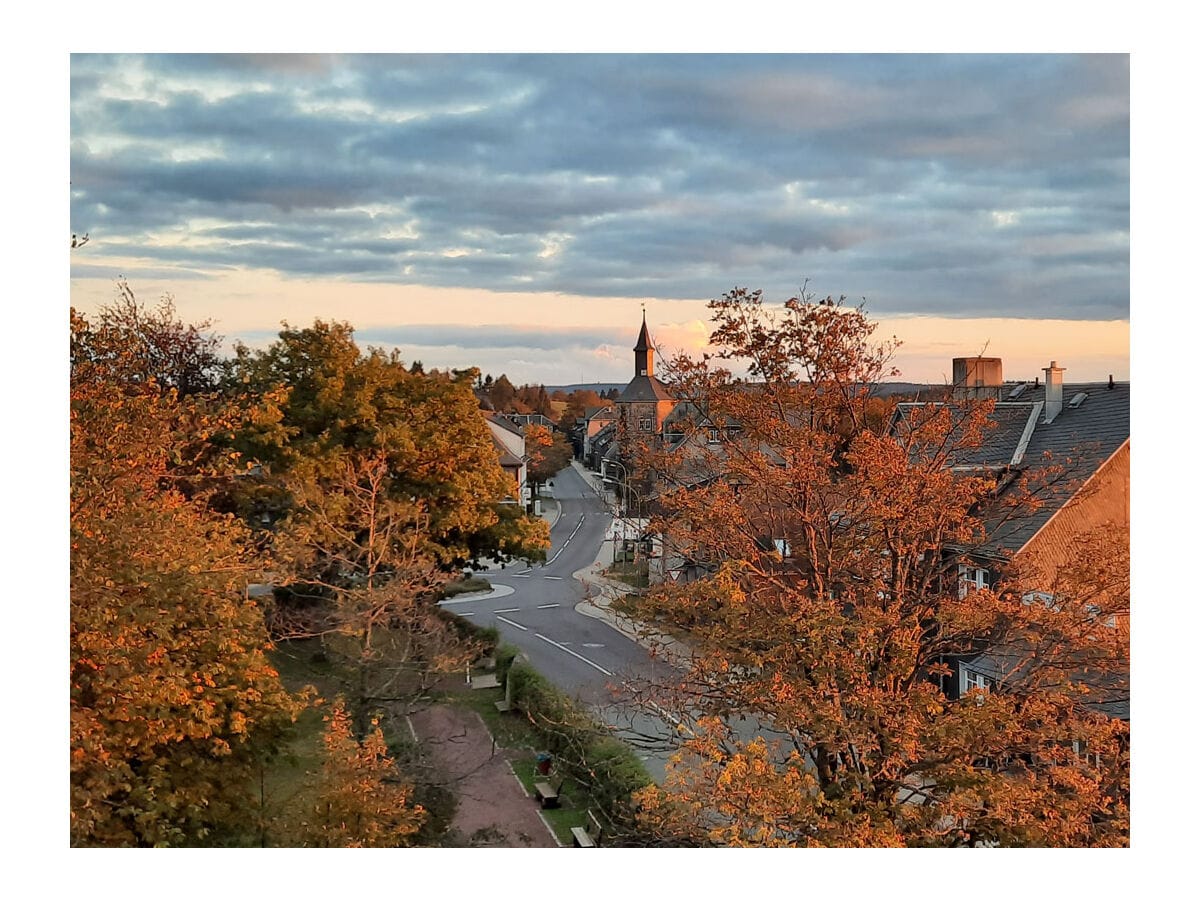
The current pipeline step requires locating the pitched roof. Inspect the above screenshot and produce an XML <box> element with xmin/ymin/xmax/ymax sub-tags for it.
<box><xmin>895</xmin><ymin>380</ymin><xmax>1129</xmax><ymax>556</ymax></box>
<box><xmin>619</xmin><ymin>374</ymin><xmax>673</xmax><ymax>403</ymax></box>
<box><xmin>482</xmin><ymin>410</ymin><xmax>526</xmax><ymax>437</ymax></box>
<box><xmin>962</xmin><ymin>643</ymin><xmax>1129</xmax><ymax>721</ymax></box>
<box><xmin>486</xmin><ymin>430</ymin><xmax>524</xmax><ymax>468</ymax></box>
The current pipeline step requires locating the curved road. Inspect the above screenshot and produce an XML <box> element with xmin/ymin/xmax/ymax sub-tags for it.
<box><xmin>440</xmin><ymin>463</ymin><xmax>678</xmax><ymax>772</ymax></box>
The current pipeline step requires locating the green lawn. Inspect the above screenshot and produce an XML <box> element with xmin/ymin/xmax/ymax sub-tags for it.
<box><xmin>509</xmin><ymin>756</ymin><xmax>591</xmax><ymax>845</ymax></box>
<box><xmin>604</xmin><ymin>559</ymin><xmax>649</xmax><ymax>589</ymax></box>
<box><xmin>441</xmin><ymin>575</ymin><xmax>493</xmax><ymax>598</ymax></box>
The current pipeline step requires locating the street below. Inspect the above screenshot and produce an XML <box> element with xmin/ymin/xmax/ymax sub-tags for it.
<box><xmin>441</xmin><ymin>462</ymin><xmax>680</xmax><ymax>779</ymax></box>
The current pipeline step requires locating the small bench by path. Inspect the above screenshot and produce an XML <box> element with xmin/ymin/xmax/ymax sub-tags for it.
<box><xmin>571</xmin><ymin>809</ymin><xmax>604</xmax><ymax>848</ymax></box>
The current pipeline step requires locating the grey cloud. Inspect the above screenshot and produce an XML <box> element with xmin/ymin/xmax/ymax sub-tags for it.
<box><xmin>69</xmin><ymin>54</ymin><xmax>1128</xmax><ymax>321</ymax></box>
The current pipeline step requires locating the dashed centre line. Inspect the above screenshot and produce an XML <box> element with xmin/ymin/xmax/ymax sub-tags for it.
<box><xmin>543</xmin><ymin>575</ymin><xmax>562</xmax><ymax>580</ymax></box>
<box><xmin>536</xmin><ymin>603</ymin><xmax>560</xmax><ymax>609</ymax></box>
<box><xmin>493</xmin><ymin>607</ymin><xmax>520</xmax><ymax>614</ymax></box>
<box><xmin>534</xmin><ymin>633</ymin><xmax>613</xmax><ymax>676</ymax></box>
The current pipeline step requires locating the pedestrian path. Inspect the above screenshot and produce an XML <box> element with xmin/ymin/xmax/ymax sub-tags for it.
<box><xmin>408</xmin><ymin>702</ymin><xmax>557</xmax><ymax>847</ymax></box>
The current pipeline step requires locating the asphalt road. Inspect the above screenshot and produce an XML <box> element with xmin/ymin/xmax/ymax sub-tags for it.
<box><xmin>440</xmin><ymin>463</ymin><xmax>679</xmax><ymax>776</ymax></box>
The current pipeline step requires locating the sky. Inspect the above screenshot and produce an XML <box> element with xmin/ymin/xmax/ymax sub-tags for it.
<box><xmin>69</xmin><ymin>53</ymin><xmax>1130</xmax><ymax>386</ymax></box>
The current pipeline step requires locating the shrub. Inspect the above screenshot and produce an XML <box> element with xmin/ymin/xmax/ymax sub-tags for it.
<box><xmin>504</xmin><ymin>659</ymin><xmax>652</xmax><ymax>832</ymax></box>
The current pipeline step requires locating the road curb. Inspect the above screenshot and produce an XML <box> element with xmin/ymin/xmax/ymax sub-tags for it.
<box><xmin>437</xmin><ymin>583</ymin><xmax>516</xmax><ymax>605</ymax></box>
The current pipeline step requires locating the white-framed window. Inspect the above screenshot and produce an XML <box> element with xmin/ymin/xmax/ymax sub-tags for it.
<box><xmin>958</xmin><ymin>564</ymin><xmax>990</xmax><ymax>599</ymax></box>
<box><xmin>773</xmin><ymin>538</ymin><xmax>791</xmax><ymax>558</ymax></box>
<box><xmin>639</xmin><ymin>417</ymin><xmax>653</xmax><ymax>431</ymax></box>
<box><xmin>961</xmin><ymin>668</ymin><xmax>994</xmax><ymax>695</ymax></box>
<box><xmin>707</xmin><ymin>427</ymin><xmax>721</xmax><ymax>443</ymax></box>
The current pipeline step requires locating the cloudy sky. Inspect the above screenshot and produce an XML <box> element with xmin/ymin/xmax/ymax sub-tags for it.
<box><xmin>69</xmin><ymin>53</ymin><xmax>1129</xmax><ymax>386</ymax></box>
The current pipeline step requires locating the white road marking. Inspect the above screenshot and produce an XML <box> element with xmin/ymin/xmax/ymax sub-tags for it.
<box><xmin>493</xmin><ymin>607</ymin><xmax>520</xmax><ymax>614</ymax></box>
<box><xmin>495</xmin><ymin>615</ymin><xmax>528</xmax><ymax>631</ymax></box>
<box><xmin>534</xmin><ymin>632</ymin><xmax>613</xmax><ymax>676</ymax></box>
<box><xmin>543</xmin><ymin>575</ymin><xmax>562</xmax><ymax>580</ymax></box>
<box><xmin>544</xmin><ymin>514</ymin><xmax>587</xmax><ymax>565</ymax></box>
<box><xmin>456</xmin><ymin>612</ymin><xmax>475</xmax><ymax>617</ymax></box>
<box><xmin>513</xmin><ymin>573</ymin><xmax>532</xmax><ymax>578</ymax></box>
<box><xmin>536</xmin><ymin>603</ymin><xmax>560</xmax><ymax>609</ymax></box>
<box><xmin>581</xmin><ymin>643</ymin><xmax>604</xmax><ymax>648</ymax></box>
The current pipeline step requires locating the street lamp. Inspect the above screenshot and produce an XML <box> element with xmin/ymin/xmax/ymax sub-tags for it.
<box><xmin>602</xmin><ymin>459</ymin><xmax>644</xmax><ymax>568</ymax></box>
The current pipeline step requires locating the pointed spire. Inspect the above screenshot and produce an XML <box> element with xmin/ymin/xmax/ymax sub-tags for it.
<box><xmin>634</xmin><ymin>309</ymin><xmax>653</xmax><ymax>377</ymax></box>
<box><xmin>635</xmin><ymin>312</ymin><xmax>651</xmax><ymax>352</ymax></box>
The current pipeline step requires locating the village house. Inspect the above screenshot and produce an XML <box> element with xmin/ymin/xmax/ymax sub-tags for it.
<box><xmin>890</xmin><ymin>357</ymin><xmax>1129</xmax><ymax>715</ymax></box>
<box><xmin>483</xmin><ymin>410</ymin><xmax>531</xmax><ymax>509</ymax></box>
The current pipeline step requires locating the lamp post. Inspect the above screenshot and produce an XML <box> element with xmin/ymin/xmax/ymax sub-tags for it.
<box><xmin>601</xmin><ymin>459</ymin><xmax>626</xmax><ymax>563</ymax></box>
<box><xmin>602</xmin><ymin>459</ymin><xmax>643</xmax><ymax>568</ymax></box>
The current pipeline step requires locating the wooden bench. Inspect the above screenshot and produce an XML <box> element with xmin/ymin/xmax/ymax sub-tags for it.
<box><xmin>533</xmin><ymin>778</ymin><xmax>562</xmax><ymax>809</ymax></box>
<box><xmin>571</xmin><ymin>809</ymin><xmax>603</xmax><ymax>848</ymax></box>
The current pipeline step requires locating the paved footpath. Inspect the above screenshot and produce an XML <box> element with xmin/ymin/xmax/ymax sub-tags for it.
<box><xmin>408</xmin><ymin>702</ymin><xmax>558</xmax><ymax>847</ymax></box>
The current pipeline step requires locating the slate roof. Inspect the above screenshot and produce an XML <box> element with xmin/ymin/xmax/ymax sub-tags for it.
<box><xmin>990</xmin><ymin>381</ymin><xmax>1129</xmax><ymax>555</ymax></box>
<box><xmin>962</xmin><ymin>643</ymin><xmax>1129</xmax><ymax>721</ymax></box>
<box><xmin>619</xmin><ymin>374</ymin><xmax>674</xmax><ymax>403</ymax></box>
<box><xmin>894</xmin><ymin>380</ymin><xmax>1129</xmax><ymax>556</ymax></box>
<box><xmin>894</xmin><ymin>402</ymin><xmax>1040</xmax><ymax>469</ymax></box>
<box><xmin>482</xmin><ymin>410</ymin><xmax>525</xmax><ymax>437</ymax></box>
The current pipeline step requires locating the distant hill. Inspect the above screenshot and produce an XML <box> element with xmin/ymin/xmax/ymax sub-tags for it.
<box><xmin>542</xmin><ymin>381</ymin><xmax>936</xmax><ymax>398</ymax></box>
<box><xmin>544</xmin><ymin>383</ymin><xmax>625</xmax><ymax>394</ymax></box>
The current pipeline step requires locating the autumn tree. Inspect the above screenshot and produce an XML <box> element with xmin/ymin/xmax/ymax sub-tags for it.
<box><xmin>300</xmin><ymin>697</ymin><xmax>425</xmax><ymax>847</ymax></box>
<box><xmin>271</xmin><ymin>452</ymin><xmax>487</xmax><ymax>735</ymax></box>
<box><xmin>227</xmin><ymin>320</ymin><xmax>548</xmax><ymax>568</ymax></box>
<box><xmin>228</xmin><ymin>321</ymin><xmax>548</xmax><ymax>729</ymax></box>
<box><xmin>70</xmin><ymin>309</ymin><xmax>298</xmax><ymax>847</ymax></box>
<box><xmin>525</xmin><ymin>422</ymin><xmax>573</xmax><ymax>496</ymax></box>
<box><xmin>625</xmin><ymin>288</ymin><xmax>1129</xmax><ymax>847</ymax></box>
<box><xmin>487</xmin><ymin>373</ymin><xmax>517</xmax><ymax>412</ymax></box>
<box><xmin>558</xmin><ymin>388</ymin><xmax>608</xmax><ymax>430</ymax></box>
<box><xmin>81</xmin><ymin>279</ymin><xmax>225</xmax><ymax>395</ymax></box>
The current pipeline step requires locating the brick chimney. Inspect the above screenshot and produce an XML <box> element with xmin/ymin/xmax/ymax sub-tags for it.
<box><xmin>1042</xmin><ymin>361</ymin><xmax>1065</xmax><ymax>423</ymax></box>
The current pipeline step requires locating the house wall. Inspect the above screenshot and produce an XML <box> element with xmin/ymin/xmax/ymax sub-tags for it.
<box><xmin>1015</xmin><ymin>440</ymin><xmax>1130</xmax><ymax>588</ymax></box>
<box><xmin>618</xmin><ymin>398</ymin><xmax>676</xmax><ymax>437</ymax></box>
<box><xmin>485</xmin><ymin>418</ymin><xmax>528</xmax><ymax>503</ymax></box>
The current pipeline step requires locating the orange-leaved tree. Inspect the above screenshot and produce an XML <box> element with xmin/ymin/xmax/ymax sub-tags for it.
<box><xmin>525</xmin><ymin>422</ymin><xmax>573</xmax><ymax>492</ymax></box>
<box><xmin>228</xmin><ymin>321</ymin><xmax>549</xmax><ymax>733</ymax></box>
<box><xmin>71</xmin><ymin>308</ymin><xmax>299</xmax><ymax>847</ymax></box>
<box><xmin>624</xmin><ymin>288</ymin><xmax>1129</xmax><ymax>847</ymax></box>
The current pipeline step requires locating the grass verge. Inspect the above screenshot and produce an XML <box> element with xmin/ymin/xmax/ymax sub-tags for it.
<box><xmin>441</xmin><ymin>575</ymin><xmax>493</xmax><ymax>598</ymax></box>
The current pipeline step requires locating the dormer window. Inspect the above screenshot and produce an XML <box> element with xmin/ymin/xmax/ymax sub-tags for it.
<box><xmin>639</xmin><ymin>417</ymin><xmax>653</xmax><ymax>431</ymax></box>
<box><xmin>707</xmin><ymin>427</ymin><xmax>721</xmax><ymax>443</ymax></box>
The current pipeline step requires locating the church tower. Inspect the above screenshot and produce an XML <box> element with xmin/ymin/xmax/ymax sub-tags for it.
<box><xmin>614</xmin><ymin>312</ymin><xmax>675</xmax><ymax>448</ymax></box>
